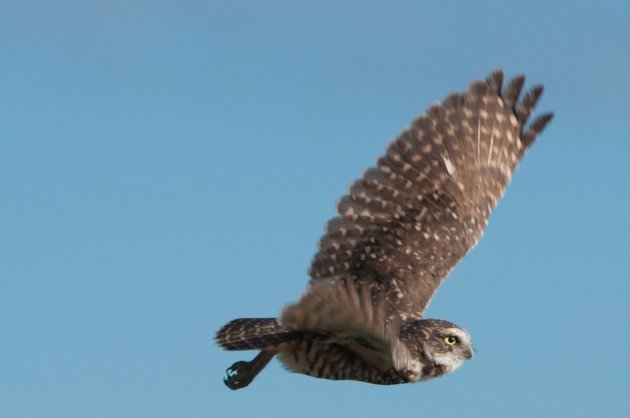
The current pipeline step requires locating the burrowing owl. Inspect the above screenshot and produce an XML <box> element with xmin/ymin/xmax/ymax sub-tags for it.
<box><xmin>215</xmin><ymin>70</ymin><xmax>552</xmax><ymax>390</ymax></box>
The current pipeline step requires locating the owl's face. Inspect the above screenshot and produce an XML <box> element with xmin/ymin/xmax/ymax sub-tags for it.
<box><xmin>400</xmin><ymin>318</ymin><xmax>473</xmax><ymax>381</ymax></box>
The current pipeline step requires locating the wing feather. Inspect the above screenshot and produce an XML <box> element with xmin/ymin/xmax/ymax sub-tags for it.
<box><xmin>306</xmin><ymin>70</ymin><xmax>552</xmax><ymax>318</ymax></box>
<box><xmin>281</xmin><ymin>280</ymin><xmax>413</xmax><ymax>373</ymax></box>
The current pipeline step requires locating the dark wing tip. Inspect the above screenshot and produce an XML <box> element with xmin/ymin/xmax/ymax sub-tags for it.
<box><xmin>517</xmin><ymin>84</ymin><xmax>545</xmax><ymax>124</ymax></box>
<box><xmin>486</xmin><ymin>69</ymin><xmax>504</xmax><ymax>95</ymax></box>
<box><xmin>502</xmin><ymin>74</ymin><xmax>526</xmax><ymax>110</ymax></box>
<box><xmin>522</xmin><ymin>112</ymin><xmax>554</xmax><ymax>148</ymax></box>
<box><xmin>467</xmin><ymin>79</ymin><xmax>489</xmax><ymax>97</ymax></box>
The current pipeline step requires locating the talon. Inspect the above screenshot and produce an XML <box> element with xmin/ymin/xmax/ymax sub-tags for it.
<box><xmin>226</xmin><ymin>361</ymin><xmax>248</xmax><ymax>377</ymax></box>
<box><xmin>221</xmin><ymin>351</ymin><xmax>275</xmax><ymax>390</ymax></box>
<box><xmin>224</xmin><ymin>360</ymin><xmax>254</xmax><ymax>390</ymax></box>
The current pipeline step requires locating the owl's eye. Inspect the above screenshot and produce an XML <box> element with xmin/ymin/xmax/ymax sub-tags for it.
<box><xmin>444</xmin><ymin>336</ymin><xmax>458</xmax><ymax>346</ymax></box>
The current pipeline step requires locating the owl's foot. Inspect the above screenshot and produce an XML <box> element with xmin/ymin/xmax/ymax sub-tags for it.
<box><xmin>224</xmin><ymin>361</ymin><xmax>254</xmax><ymax>389</ymax></box>
<box><xmin>223</xmin><ymin>351</ymin><xmax>275</xmax><ymax>390</ymax></box>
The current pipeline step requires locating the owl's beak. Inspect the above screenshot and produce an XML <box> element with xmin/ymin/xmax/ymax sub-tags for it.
<box><xmin>464</xmin><ymin>347</ymin><xmax>474</xmax><ymax>360</ymax></box>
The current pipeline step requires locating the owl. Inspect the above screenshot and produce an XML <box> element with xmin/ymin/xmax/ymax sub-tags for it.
<box><xmin>215</xmin><ymin>70</ymin><xmax>553</xmax><ymax>390</ymax></box>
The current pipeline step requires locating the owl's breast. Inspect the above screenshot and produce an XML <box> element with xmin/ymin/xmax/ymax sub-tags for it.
<box><xmin>277</xmin><ymin>336</ymin><xmax>408</xmax><ymax>385</ymax></box>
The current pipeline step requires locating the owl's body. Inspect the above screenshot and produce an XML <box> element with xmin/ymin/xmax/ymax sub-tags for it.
<box><xmin>215</xmin><ymin>71</ymin><xmax>553</xmax><ymax>390</ymax></box>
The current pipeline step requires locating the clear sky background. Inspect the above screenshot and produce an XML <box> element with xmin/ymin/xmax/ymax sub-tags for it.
<box><xmin>1</xmin><ymin>1</ymin><xmax>629</xmax><ymax>418</ymax></box>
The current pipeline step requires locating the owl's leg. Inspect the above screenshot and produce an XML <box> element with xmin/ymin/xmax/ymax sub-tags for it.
<box><xmin>224</xmin><ymin>350</ymin><xmax>275</xmax><ymax>390</ymax></box>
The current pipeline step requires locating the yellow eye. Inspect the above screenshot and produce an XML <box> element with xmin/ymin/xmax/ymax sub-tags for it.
<box><xmin>444</xmin><ymin>336</ymin><xmax>458</xmax><ymax>346</ymax></box>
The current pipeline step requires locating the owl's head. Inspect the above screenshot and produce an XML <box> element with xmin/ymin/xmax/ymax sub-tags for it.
<box><xmin>399</xmin><ymin>318</ymin><xmax>473</xmax><ymax>381</ymax></box>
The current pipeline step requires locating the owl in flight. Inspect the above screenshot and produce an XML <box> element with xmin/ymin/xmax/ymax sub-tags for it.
<box><xmin>215</xmin><ymin>70</ymin><xmax>553</xmax><ymax>390</ymax></box>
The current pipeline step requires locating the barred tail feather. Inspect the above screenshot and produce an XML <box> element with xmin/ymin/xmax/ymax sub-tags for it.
<box><xmin>215</xmin><ymin>318</ymin><xmax>298</xmax><ymax>350</ymax></box>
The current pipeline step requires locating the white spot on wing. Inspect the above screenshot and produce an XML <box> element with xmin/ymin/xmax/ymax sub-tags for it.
<box><xmin>443</xmin><ymin>156</ymin><xmax>456</xmax><ymax>176</ymax></box>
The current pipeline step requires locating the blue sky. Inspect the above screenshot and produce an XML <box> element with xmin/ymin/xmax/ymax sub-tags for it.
<box><xmin>1</xmin><ymin>1</ymin><xmax>629</xmax><ymax>417</ymax></box>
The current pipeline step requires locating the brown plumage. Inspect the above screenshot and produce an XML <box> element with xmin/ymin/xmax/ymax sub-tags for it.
<box><xmin>215</xmin><ymin>70</ymin><xmax>553</xmax><ymax>390</ymax></box>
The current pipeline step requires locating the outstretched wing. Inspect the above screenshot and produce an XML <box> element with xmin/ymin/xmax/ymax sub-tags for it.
<box><xmin>307</xmin><ymin>70</ymin><xmax>553</xmax><ymax>318</ymax></box>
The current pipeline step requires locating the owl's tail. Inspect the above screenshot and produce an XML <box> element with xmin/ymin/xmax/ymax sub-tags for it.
<box><xmin>215</xmin><ymin>318</ymin><xmax>298</xmax><ymax>351</ymax></box>
<box><xmin>216</xmin><ymin>318</ymin><xmax>300</xmax><ymax>390</ymax></box>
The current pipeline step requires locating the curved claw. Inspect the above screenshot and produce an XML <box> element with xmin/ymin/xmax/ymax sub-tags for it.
<box><xmin>222</xmin><ymin>351</ymin><xmax>275</xmax><ymax>390</ymax></box>
<box><xmin>224</xmin><ymin>361</ymin><xmax>255</xmax><ymax>390</ymax></box>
